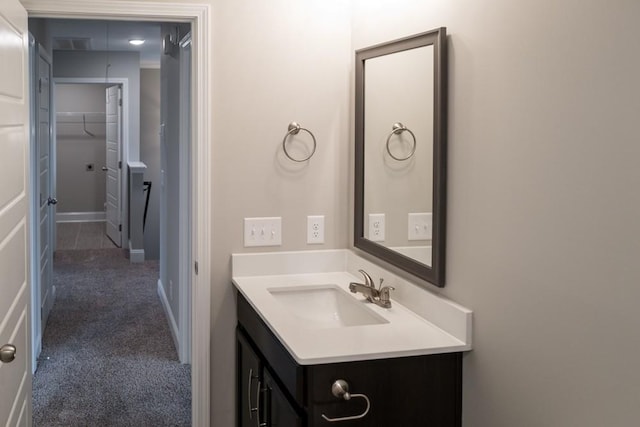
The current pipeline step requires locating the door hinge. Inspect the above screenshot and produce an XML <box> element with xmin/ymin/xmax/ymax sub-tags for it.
<box><xmin>119</xmin><ymin>224</ymin><xmax>122</xmax><ymax>232</ymax></box>
<box><xmin>38</xmin><ymin>78</ymin><xmax>42</xmax><ymax>93</ymax></box>
<box><xmin>119</xmin><ymin>98</ymin><xmax>123</xmax><ymax>107</ymax></box>
<box><xmin>194</xmin><ymin>261</ymin><xmax>199</xmax><ymax>275</ymax></box>
<box><xmin>118</xmin><ymin>160</ymin><xmax>122</xmax><ymax>169</ymax></box>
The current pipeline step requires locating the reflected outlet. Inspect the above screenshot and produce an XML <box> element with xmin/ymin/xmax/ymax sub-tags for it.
<box><xmin>368</xmin><ymin>213</ymin><xmax>385</xmax><ymax>242</ymax></box>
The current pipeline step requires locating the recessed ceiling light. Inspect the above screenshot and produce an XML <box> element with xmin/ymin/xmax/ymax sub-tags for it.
<box><xmin>129</xmin><ymin>39</ymin><xmax>145</xmax><ymax>46</ymax></box>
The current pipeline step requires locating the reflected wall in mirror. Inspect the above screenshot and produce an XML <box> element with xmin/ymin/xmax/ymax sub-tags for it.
<box><xmin>355</xmin><ymin>28</ymin><xmax>447</xmax><ymax>286</ymax></box>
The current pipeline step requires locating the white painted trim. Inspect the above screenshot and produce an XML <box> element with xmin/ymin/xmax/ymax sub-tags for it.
<box><xmin>129</xmin><ymin>248</ymin><xmax>145</xmax><ymax>264</ymax></box>
<box><xmin>157</xmin><ymin>279</ymin><xmax>180</xmax><ymax>354</ymax></box>
<box><xmin>53</xmin><ymin>77</ymin><xmax>129</xmax><ymax>248</ymax></box>
<box><xmin>23</xmin><ymin>2</ymin><xmax>213</xmax><ymax>426</ymax></box>
<box><xmin>56</xmin><ymin>211</ymin><xmax>106</xmax><ymax>223</ymax></box>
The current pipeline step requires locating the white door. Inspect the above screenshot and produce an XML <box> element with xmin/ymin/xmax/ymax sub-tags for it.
<box><xmin>0</xmin><ymin>0</ymin><xmax>33</xmax><ymax>425</ymax></box>
<box><xmin>36</xmin><ymin>48</ymin><xmax>55</xmax><ymax>350</ymax></box>
<box><xmin>105</xmin><ymin>85</ymin><xmax>122</xmax><ymax>247</ymax></box>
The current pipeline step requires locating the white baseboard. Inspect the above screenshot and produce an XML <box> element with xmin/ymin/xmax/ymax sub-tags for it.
<box><xmin>129</xmin><ymin>248</ymin><xmax>145</xmax><ymax>263</ymax></box>
<box><xmin>56</xmin><ymin>211</ymin><xmax>106</xmax><ymax>223</ymax></box>
<box><xmin>157</xmin><ymin>279</ymin><xmax>180</xmax><ymax>354</ymax></box>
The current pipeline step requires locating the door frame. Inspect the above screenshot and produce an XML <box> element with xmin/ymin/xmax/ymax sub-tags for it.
<box><xmin>53</xmin><ymin>78</ymin><xmax>128</xmax><ymax>247</ymax></box>
<box><xmin>22</xmin><ymin>1</ymin><xmax>213</xmax><ymax>426</ymax></box>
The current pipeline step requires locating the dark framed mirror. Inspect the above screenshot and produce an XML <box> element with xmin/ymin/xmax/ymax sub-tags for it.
<box><xmin>355</xmin><ymin>28</ymin><xmax>447</xmax><ymax>287</ymax></box>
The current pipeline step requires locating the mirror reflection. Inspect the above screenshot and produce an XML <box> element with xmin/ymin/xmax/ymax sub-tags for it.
<box><xmin>355</xmin><ymin>28</ymin><xmax>447</xmax><ymax>286</ymax></box>
<box><xmin>364</xmin><ymin>45</ymin><xmax>434</xmax><ymax>266</ymax></box>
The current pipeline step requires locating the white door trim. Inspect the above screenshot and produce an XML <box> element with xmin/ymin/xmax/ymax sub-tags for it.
<box><xmin>53</xmin><ymin>77</ymin><xmax>129</xmax><ymax>248</ymax></box>
<box><xmin>22</xmin><ymin>2</ymin><xmax>213</xmax><ymax>426</ymax></box>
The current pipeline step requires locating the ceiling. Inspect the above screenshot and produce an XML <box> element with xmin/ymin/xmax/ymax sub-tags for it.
<box><xmin>43</xmin><ymin>19</ymin><xmax>163</xmax><ymax>67</ymax></box>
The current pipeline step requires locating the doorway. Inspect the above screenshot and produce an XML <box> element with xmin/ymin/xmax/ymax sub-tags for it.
<box><xmin>54</xmin><ymin>81</ymin><xmax>117</xmax><ymax>243</ymax></box>
<box><xmin>29</xmin><ymin>16</ymin><xmax>191</xmax><ymax>423</ymax></box>
<box><xmin>24</xmin><ymin>1</ymin><xmax>212</xmax><ymax>424</ymax></box>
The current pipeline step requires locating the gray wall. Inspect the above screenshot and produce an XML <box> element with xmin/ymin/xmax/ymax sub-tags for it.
<box><xmin>55</xmin><ymin>83</ymin><xmax>108</xmax><ymax>213</ymax></box>
<box><xmin>53</xmin><ymin>50</ymin><xmax>141</xmax><ymax>163</ymax></box>
<box><xmin>352</xmin><ymin>1</ymin><xmax>640</xmax><ymax>426</ymax></box>
<box><xmin>140</xmin><ymin>68</ymin><xmax>160</xmax><ymax>260</ymax></box>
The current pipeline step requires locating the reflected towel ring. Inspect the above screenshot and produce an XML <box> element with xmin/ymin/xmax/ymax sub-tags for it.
<box><xmin>282</xmin><ymin>122</ymin><xmax>316</xmax><ymax>162</ymax></box>
<box><xmin>386</xmin><ymin>122</ymin><xmax>416</xmax><ymax>161</ymax></box>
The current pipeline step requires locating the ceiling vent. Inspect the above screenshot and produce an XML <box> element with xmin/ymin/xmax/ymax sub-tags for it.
<box><xmin>53</xmin><ymin>37</ymin><xmax>92</xmax><ymax>51</ymax></box>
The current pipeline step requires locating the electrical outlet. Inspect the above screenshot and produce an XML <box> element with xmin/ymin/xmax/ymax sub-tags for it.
<box><xmin>307</xmin><ymin>215</ymin><xmax>325</xmax><ymax>244</ymax></box>
<box><xmin>408</xmin><ymin>212</ymin><xmax>432</xmax><ymax>240</ymax></box>
<box><xmin>244</xmin><ymin>217</ymin><xmax>282</xmax><ymax>247</ymax></box>
<box><xmin>368</xmin><ymin>213</ymin><xmax>385</xmax><ymax>242</ymax></box>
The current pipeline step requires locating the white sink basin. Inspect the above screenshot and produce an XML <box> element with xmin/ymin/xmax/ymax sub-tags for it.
<box><xmin>268</xmin><ymin>284</ymin><xmax>389</xmax><ymax>329</ymax></box>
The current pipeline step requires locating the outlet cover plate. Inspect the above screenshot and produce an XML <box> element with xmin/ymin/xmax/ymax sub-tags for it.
<box><xmin>408</xmin><ymin>212</ymin><xmax>432</xmax><ymax>241</ymax></box>
<box><xmin>368</xmin><ymin>213</ymin><xmax>385</xmax><ymax>242</ymax></box>
<box><xmin>307</xmin><ymin>215</ymin><xmax>325</xmax><ymax>244</ymax></box>
<box><xmin>244</xmin><ymin>217</ymin><xmax>282</xmax><ymax>247</ymax></box>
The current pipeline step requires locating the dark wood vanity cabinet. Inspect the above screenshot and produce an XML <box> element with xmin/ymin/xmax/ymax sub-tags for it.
<box><xmin>237</xmin><ymin>294</ymin><xmax>462</xmax><ymax>427</ymax></box>
<box><xmin>238</xmin><ymin>330</ymin><xmax>303</xmax><ymax>427</ymax></box>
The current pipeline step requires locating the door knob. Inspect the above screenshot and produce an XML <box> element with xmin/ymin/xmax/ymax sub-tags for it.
<box><xmin>0</xmin><ymin>344</ymin><xmax>16</xmax><ymax>363</ymax></box>
<box><xmin>47</xmin><ymin>197</ymin><xmax>58</xmax><ymax>206</ymax></box>
<box><xmin>102</xmin><ymin>166</ymin><xmax>108</xmax><ymax>171</ymax></box>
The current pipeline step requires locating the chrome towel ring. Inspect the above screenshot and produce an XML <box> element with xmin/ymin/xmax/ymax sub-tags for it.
<box><xmin>282</xmin><ymin>122</ymin><xmax>316</xmax><ymax>162</ymax></box>
<box><xmin>386</xmin><ymin>122</ymin><xmax>416</xmax><ymax>161</ymax></box>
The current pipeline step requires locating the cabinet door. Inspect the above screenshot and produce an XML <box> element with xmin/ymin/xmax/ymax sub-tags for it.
<box><xmin>263</xmin><ymin>368</ymin><xmax>303</xmax><ymax>427</ymax></box>
<box><xmin>308</xmin><ymin>353</ymin><xmax>462</xmax><ymax>426</ymax></box>
<box><xmin>237</xmin><ymin>329</ymin><xmax>263</xmax><ymax>427</ymax></box>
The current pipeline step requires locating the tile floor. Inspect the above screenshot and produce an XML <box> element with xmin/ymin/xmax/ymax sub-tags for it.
<box><xmin>56</xmin><ymin>221</ymin><xmax>118</xmax><ymax>250</ymax></box>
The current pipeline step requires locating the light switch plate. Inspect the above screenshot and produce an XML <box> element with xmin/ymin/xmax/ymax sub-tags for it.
<box><xmin>307</xmin><ymin>215</ymin><xmax>325</xmax><ymax>244</ymax></box>
<box><xmin>244</xmin><ymin>217</ymin><xmax>282</xmax><ymax>247</ymax></box>
<box><xmin>408</xmin><ymin>212</ymin><xmax>432</xmax><ymax>241</ymax></box>
<box><xmin>368</xmin><ymin>213</ymin><xmax>385</xmax><ymax>242</ymax></box>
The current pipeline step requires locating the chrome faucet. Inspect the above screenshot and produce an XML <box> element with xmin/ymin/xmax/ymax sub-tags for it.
<box><xmin>349</xmin><ymin>269</ymin><xmax>395</xmax><ymax>308</ymax></box>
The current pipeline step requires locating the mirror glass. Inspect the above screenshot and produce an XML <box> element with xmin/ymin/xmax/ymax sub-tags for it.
<box><xmin>355</xmin><ymin>28</ymin><xmax>446</xmax><ymax>286</ymax></box>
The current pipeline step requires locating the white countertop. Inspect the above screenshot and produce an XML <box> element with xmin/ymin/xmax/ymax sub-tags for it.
<box><xmin>232</xmin><ymin>250</ymin><xmax>472</xmax><ymax>365</ymax></box>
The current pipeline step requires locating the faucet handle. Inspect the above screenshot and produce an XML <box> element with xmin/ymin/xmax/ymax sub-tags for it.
<box><xmin>378</xmin><ymin>286</ymin><xmax>395</xmax><ymax>308</ymax></box>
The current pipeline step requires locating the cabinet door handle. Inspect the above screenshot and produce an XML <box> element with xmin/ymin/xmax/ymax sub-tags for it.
<box><xmin>248</xmin><ymin>368</ymin><xmax>259</xmax><ymax>419</ymax></box>
<box><xmin>257</xmin><ymin>380</ymin><xmax>268</xmax><ymax>427</ymax></box>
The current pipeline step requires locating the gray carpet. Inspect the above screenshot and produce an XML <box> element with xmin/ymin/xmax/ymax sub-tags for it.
<box><xmin>33</xmin><ymin>249</ymin><xmax>191</xmax><ymax>426</ymax></box>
